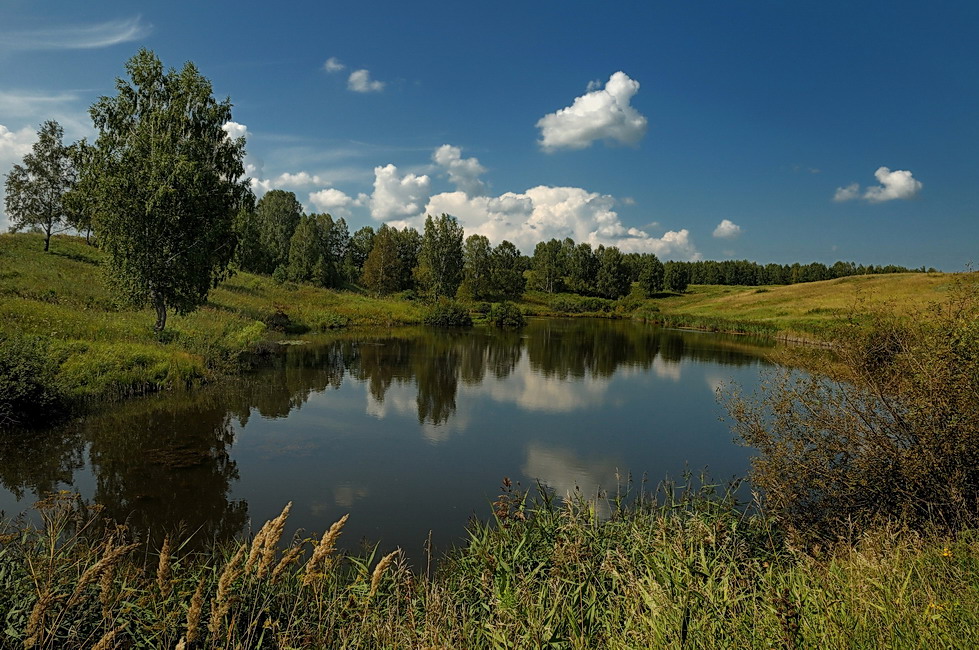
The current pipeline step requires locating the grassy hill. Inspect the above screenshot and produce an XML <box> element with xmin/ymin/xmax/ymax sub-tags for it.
<box><xmin>0</xmin><ymin>233</ymin><xmax>426</xmax><ymax>420</ymax></box>
<box><xmin>638</xmin><ymin>272</ymin><xmax>967</xmax><ymax>339</ymax></box>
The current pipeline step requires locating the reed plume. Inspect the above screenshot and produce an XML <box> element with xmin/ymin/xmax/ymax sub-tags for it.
<box><xmin>156</xmin><ymin>535</ymin><xmax>172</xmax><ymax>596</ymax></box>
<box><xmin>303</xmin><ymin>513</ymin><xmax>349</xmax><ymax>586</ymax></box>
<box><xmin>257</xmin><ymin>502</ymin><xmax>292</xmax><ymax>579</ymax></box>
<box><xmin>185</xmin><ymin>574</ymin><xmax>207</xmax><ymax>645</ymax></box>
<box><xmin>91</xmin><ymin>625</ymin><xmax>124</xmax><ymax>650</ymax></box>
<box><xmin>369</xmin><ymin>549</ymin><xmax>400</xmax><ymax>598</ymax></box>
<box><xmin>272</xmin><ymin>545</ymin><xmax>303</xmax><ymax>583</ymax></box>
<box><xmin>210</xmin><ymin>545</ymin><xmax>246</xmax><ymax>639</ymax></box>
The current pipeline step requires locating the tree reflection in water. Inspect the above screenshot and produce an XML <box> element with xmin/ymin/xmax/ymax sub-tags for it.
<box><xmin>0</xmin><ymin>319</ymin><xmax>773</xmax><ymax>548</ymax></box>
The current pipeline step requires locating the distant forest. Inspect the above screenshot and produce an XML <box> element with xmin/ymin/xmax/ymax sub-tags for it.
<box><xmin>234</xmin><ymin>189</ymin><xmax>933</xmax><ymax>301</ymax></box>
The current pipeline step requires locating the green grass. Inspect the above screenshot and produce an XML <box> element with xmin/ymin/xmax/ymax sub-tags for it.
<box><xmin>637</xmin><ymin>274</ymin><xmax>967</xmax><ymax>338</ymax></box>
<box><xmin>2</xmin><ymin>485</ymin><xmax>978</xmax><ymax>649</ymax></box>
<box><xmin>0</xmin><ymin>233</ymin><xmax>427</xmax><ymax>422</ymax></box>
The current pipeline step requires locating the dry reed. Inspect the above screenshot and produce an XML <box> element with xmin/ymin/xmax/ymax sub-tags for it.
<box><xmin>257</xmin><ymin>502</ymin><xmax>292</xmax><ymax>579</ymax></box>
<box><xmin>369</xmin><ymin>549</ymin><xmax>401</xmax><ymax>598</ymax></box>
<box><xmin>185</xmin><ymin>574</ymin><xmax>207</xmax><ymax>644</ymax></box>
<box><xmin>156</xmin><ymin>535</ymin><xmax>172</xmax><ymax>596</ymax></box>
<box><xmin>303</xmin><ymin>513</ymin><xmax>349</xmax><ymax>586</ymax></box>
<box><xmin>209</xmin><ymin>545</ymin><xmax>246</xmax><ymax>639</ymax></box>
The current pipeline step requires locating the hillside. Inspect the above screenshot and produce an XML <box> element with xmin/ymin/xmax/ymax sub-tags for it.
<box><xmin>642</xmin><ymin>272</ymin><xmax>967</xmax><ymax>338</ymax></box>
<box><xmin>0</xmin><ymin>233</ymin><xmax>426</xmax><ymax>415</ymax></box>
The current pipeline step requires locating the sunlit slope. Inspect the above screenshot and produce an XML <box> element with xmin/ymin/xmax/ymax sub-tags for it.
<box><xmin>0</xmin><ymin>233</ymin><xmax>424</xmax><ymax>402</ymax></box>
<box><xmin>653</xmin><ymin>273</ymin><xmax>967</xmax><ymax>335</ymax></box>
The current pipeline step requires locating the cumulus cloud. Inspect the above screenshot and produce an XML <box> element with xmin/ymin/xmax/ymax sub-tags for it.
<box><xmin>863</xmin><ymin>166</ymin><xmax>923</xmax><ymax>202</ymax></box>
<box><xmin>833</xmin><ymin>182</ymin><xmax>860</xmax><ymax>202</ymax></box>
<box><xmin>0</xmin><ymin>16</ymin><xmax>151</xmax><ymax>51</ymax></box>
<box><xmin>369</xmin><ymin>164</ymin><xmax>432</xmax><ymax>220</ymax></box>
<box><xmin>309</xmin><ymin>188</ymin><xmax>367</xmax><ymax>216</ymax></box>
<box><xmin>834</xmin><ymin>167</ymin><xmax>923</xmax><ymax>203</ymax></box>
<box><xmin>432</xmin><ymin>145</ymin><xmax>486</xmax><ymax>196</ymax></box>
<box><xmin>423</xmin><ymin>186</ymin><xmax>699</xmax><ymax>259</ymax></box>
<box><xmin>323</xmin><ymin>57</ymin><xmax>345</xmax><ymax>73</ymax></box>
<box><xmin>361</xmin><ymin>146</ymin><xmax>697</xmax><ymax>258</ymax></box>
<box><xmin>536</xmin><ymin>71</ymin><xmax>648</xmax><ymax>152</ymax></box>
<box><xmin>347</xmin><ymin>69</ymin><xmax>385</xmax><ymax>93</ymax></box>
<box><xmin>221</xmin><ymin>121</ymin><xmax>248</xmax><ymax>141</ymax></box>
<box><xmin>251</xmin><ymin>171</ymin><xmax>329</xmax><ymax>195</ymax></box>
<box><xmin>0</xmin><ymin>124</ymin><xmax>39</xmax><ymax>230</ymax></box>
<box><xmin>712</xmin><ymin>219</ymin><xmax>742</xmax><ymax>239</ymax></box>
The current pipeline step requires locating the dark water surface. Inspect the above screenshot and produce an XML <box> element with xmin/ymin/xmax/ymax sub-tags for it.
<box><xmin>0</xmin><ymin>319</ymin><xmax>775</xmax><ymax>555</ymax></box>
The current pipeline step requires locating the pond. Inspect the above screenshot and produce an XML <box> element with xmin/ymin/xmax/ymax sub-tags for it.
<box><xmin>0</xmin><ymin>318</ymin><xmax>775</xmax><ymax>555</ymax></box>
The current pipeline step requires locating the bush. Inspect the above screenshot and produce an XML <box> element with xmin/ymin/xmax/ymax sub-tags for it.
<box><xmin>0</xmin><ymin>334</ymin><xmax>65</xmax><ymax>426</ymax></box>
<box><xmin>727</xmin><ymin>279</ymin><xmax>979</xmax><ymax>541</ymax></box>
<box><xmin>486</xmin><ymin>301</ymin><xmax>526</xmax><ymax>329</ymax></box>
<box><xmin>423</xmin><ymin>299</ymin><xmax>473</xmax><ymax>327</ymax></box>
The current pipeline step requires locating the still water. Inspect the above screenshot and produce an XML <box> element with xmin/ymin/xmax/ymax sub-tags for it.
<box><xmin>0</xmin><ymin>319</ymin><xmax>774</xmax><ymax>554</ymax></box>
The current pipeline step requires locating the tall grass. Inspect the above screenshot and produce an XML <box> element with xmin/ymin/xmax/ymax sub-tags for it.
<box><xmin>2</xmin><ymin>483</ymin><xmax>978</xmax><ymax>648</ymax></box>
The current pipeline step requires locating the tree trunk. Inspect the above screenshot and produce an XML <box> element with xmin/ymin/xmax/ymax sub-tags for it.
<box><xmin>152</xmin><ymin>291</ymin><xmax>167</xmax><ymax>332</ymax></box>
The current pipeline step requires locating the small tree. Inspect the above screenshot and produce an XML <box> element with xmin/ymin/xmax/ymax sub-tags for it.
<box><xmin>81</xmin><ymin>49</ymin><xmax>251</xmax><ymax>331</ymax></box>
<box><xmin>637</xmin><ymin>253</ymin><xmax>665</xmax><ymax>296</ymax></box>
<box><xmin>490</xmin><ymin>240</ymin><xmax>526</xmax><ymax>301</ymax></box>
<box><xmin>256</xmin><ymin>189</ymin><xmax>303</xmax><ymax>275</ymax></box>
<box><xmin>416</xmin><ymin>214</ymin><xmax>464</xmax><ymax>299</ymax></box>
<box><xmin>361</xmin><ymin>224</ymin><xmax>400</xmax><ymax>296</ymax></box>
<box><xmin>663</xmin><ymin>261</ymin><xmax>690</xmax><ymax>293</ymax></box>
<box><xmin>461</xmin><ymin>234</ymin><xmax>493</xmax><ymax>300</ymax></box>
<box><xmin>4</xmin><ymin>120</ymin><xmax>77</xmax><ymax>252</ymax></box>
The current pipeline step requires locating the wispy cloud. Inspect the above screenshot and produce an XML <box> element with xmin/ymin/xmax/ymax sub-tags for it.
<box><xmin>1</xmin><ymin>16</ymin><xmax>151</xmax><ymax>52</ymax></box>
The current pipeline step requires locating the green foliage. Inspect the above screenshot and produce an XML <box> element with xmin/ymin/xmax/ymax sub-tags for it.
<box><xmin>82</xmin><ymin>49</ymin><xmax>251</xmax><ymax>332</ymax></box>
<box><xmin>490</xmin><ymin>240</ymin><xmax>526</xmax><ymax>300</ymax></box>
<box><xmin>595</xmin><ymin>245</ymin><xmax>631</xmax><ymax>299</ymax></box>
<box><xmin>529</xmin><ymin>238</ymin><xmax>567</xmax><ymax>293</ymax></box>
<box><xmin>728</xmin><ymin>280</ymin><xmax>979</xmax><ymax>541</ymax></box>
<box><xmin>0</xmin><ymin>334</ymin><xmax>64</xmax><ymax>426</ymax></box>
<box><xmin>664</xmin><ymin>260</ymin><xmax>691</xmax><ymax>293</ymax></box>
<box><xmin>486</xmin><ymin>301</ymin><xmax>526</xmax><ymax>328</ymax></box>
<box><xmin>416</xmin><ymin>214</ymin><xmax>464</xmax><ymax>299</ymax></box>
<box><xmin>255</xmin><ymin>190</ymin><xmax>304</xmax><ymax>273</ymax></box>
<box><xmin>361</xmin><ymin>224</ymin><xmax>401</xmax><ymax>295</ymax></box>
<box><xmin>423</xmin><ymin>299</ymin><xmax>473</xmax><ymax>327</ymax></box>
<box><xmin>637</xmin><ymin>253</ymin><xmax>665</xmax><ymax>295</ymax></box>
<box><xmin>549</xmin><ymin>294</ymin><xmax>614</xmax><ymax>314</ymax></box>
<box><xmin>461</xmin><ymin>233</ymin><xmax>493</xmax><ymax>300</ymax></box>
<box><xmin>4</xmin><ymin>120</ymin><xmax>77</xmax><ymax>252</ymax></box>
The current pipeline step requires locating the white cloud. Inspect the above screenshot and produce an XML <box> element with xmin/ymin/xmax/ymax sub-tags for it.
<box><xmin>0</xmin><ymin>16</ymin><xmax>151</xmax><ymax>51</ymax></box>
<box><xmin>251</xmin><ymin>170</ymin><xmax>328</xmax><ymax>195</ymax></box>
<box><xmin>536</xmin><ymin>71</ymin><xmax>648</xmax><ymax>152</ymax></box>
<box><xmin>863</xmin><ymin>166</ymin><xmax>923</xmax><ymax>202</ymax></box>
<box><xmin>432</xmin><ymin>145</ymin><xmax>486</xmax><ymax>196</ymax></box>
<box><xmin>347</xmin><ymin>69</ymin><xmax>385</xmax><ymax>93</ymax></box>
<box><xmin>369</xmin><ymin>164</ymin><xmax>431</xmax><ymax>220</ymax></box>
<box><xmin>309</xmin><ymin>188</ymin><xmax>366</xmax><ymax>216</ymax></box>
<box><xmin>712</xmin><ymin>219</ymin><xmax>741</xmax><ymax>239</ymax></box>
<box><xmin>834</xmin><ymin>167</ymin><xmax>922</xmax><ymax>203</ymax></box>
<box><xmin>221</xmin><ymin>121</ymin><xmax>249</xmax><ymax>141</ymax></box>
<box><xmin>423</xmin><ymin>186</ymin><xmax>699</xmax><ymax>259</ymax></box>
<box><xmin>0</xmin><ymin>124</ymin><xmax>40</xmax><ymax>230</ymax></box>
<box><xmin>323</xmin><ymin>57</ymin><xmax>345</xmax><ymax>73</ymax></box>
<box><xmin>833</xmin><ymin>182</ymin><xmax>860</xmax><ymax>202</ymax></box>
<box><xmin>364</xmin><ymin>145</ymin><xmax>698</xmax><ymax>259</ymax></box>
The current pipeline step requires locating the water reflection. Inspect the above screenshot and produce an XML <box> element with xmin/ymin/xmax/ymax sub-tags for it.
<box><xmin>0</xmin><ymin>319</ymin><xmax>773</xmax><ymax>551</ymax></box>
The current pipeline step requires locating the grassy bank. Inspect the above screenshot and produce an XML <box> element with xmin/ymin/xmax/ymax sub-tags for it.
<box><xmin>0</xmin><ymin>233</ymin><xmax>427</xmax><ymax>422</ymax></box>
<box><xmin>2</xmin><ymin>486</ymin><xmax>977</xmax><ymax>649</ymax></box>
<box><xmin>635</xmin><ymin>274</ymin><xmax>962</xmax><ymax>339</ymax></box>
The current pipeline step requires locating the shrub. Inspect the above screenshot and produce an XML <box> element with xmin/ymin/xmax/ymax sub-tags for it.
<box><xmin>727</xmin><ymin>279</ymin><xmax>979</xmax><ymax>541</ymax></box>
<box><xmin>486</xmin><ymin>301</ymin><xmax>526</xmax><ymax>329</ymax></box>
<box><xmin>0</xmin><ymin>334</ymin><xmax>65</xmax><ymax>426</ymax></box>
<box><xmin>549</xmin><ymin>295</ymin><xmax>613</xmax><ymax>314</ymax></box>
<box><xmin>423</xmin><ymin>299</ymin><xmax>473</xmax><ymax>327</ymax></box>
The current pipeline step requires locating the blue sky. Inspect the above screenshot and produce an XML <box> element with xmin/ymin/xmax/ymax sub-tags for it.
<box><xmin>1</xmin><ymin>1</ymin><xmax>976</xmax><ymax>269</ymax></box>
